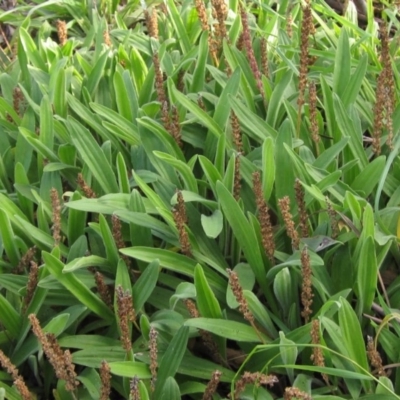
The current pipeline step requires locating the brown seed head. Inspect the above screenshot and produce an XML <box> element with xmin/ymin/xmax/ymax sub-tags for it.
<box><xmin>326</xmin><ymin>199</ymin><xmax>339</xmax><ymax>239</ymax></box>
<box><xmin>195</xmin><ymin>0</ymin><xmax>209</xmax><ymax>32</ymax></box>
<box><xmin>310</xmin><ymin>319</ymin><xmax>329</xmax><ymax>384</ymax></box>
<box><xmin>309</xmin><ymin>81</ymin><xmax>320</xmax><ymax>145</ymax></box>
<box><xmin>130</xmin><ymin>376</ymin><xmax>141</xmax><ymax>400</ymax></box>
<box><xmin>284</xmin><ymin>387</ymin><xmax>312</xmax><ymax>400</ymax></box>
<box><xmin>173</xmin><ymin>190</ymin><xmax>191</xmax><ymax>256</ymax></box>
<box><xmin>367</xmin><ymin>336</ymin><xmax>386</xmax><ymax>377</ymax></box>
<box><xmin>261</xmin><ymin>37</ymin><xmax>269</xmax><ymax>78</ymax></box>
<box><xmin>29</xmin><ymin>314</ymin><xmax>79</xmax><ymax>392</ymax></box>
<box><xmin>230</xmin><ymin>111</ymin><xmax>243</xmax><ymax>153</ymax></box>
<box><xmin>50</xmin><ymin>188</ymin><xmax>62</xmax><ymax>246</ymax></box>
<box><xmin>227</xmin><ymin>269</ymin><xmax>254</xmax><ymax>323</ymax></box>
<box><xmin>77</xmin><ymin>173</ymin><xmax>97</xmax><ymax>198</ymax></box>
<box><xmin>278</xmin><ymin>196</ymin><xmax>299</xmax><ymax>250</ymax></box>
<box><xmin>253</xmin><ymin>171</ymin><xmax>275</xmax><ymax>264</ymax></box>
<box><xmin>99</xmin><ymin>360</ymin><xmax>111</xmax><ymax>400</ymax></box>
<box><xmin>145</xmin><ymin>8</ymin><xmax>159</xmax><ymax>39</ymax></box>
<box><xmin>234</xmin><ymin>371</ymin><xmax>278</xmax><ymax>399</ymax></box>
<box><xmin>23</xmin><ymin>261</ymin><xmax>39</xmax><ymax>313</ymax></box>
<box><xmin>116</xmin><ymin>286</ymin><xmax>135</xmax><ymax>351</ymax></box>
<box><xmin>103</xmin><ymin>29</ymin><xmax>111</xmax><ymax>46</ymax></box>
<box><xmin>94</xmin><ymin>271</ymin><xmax>113</xmax><ymax>310</ymax></box>
<box><xmin>239</xmin><ymin>5</ymin><xmax>265</xmax><ymax>102</ymax></box>
<box><xmin>14</xmin><ymin>246</ymin><xmax>36</xmax><ymax>274</ymax></box>
<box><xmin>149</xmin><ymin>326</ymin><xmax>158</xmax><ymax>392</ymax></box>
<box><xmin>203</xmin><ymin>370</ymin><xmax>222</xmax><ymax>400</ymax></box>
<box><xmin>300</xmin><ymin>246</ymin><xmax>313</xmax><ymax>323</ymax></box>
<box><xmin>0</xmin><ymin>350</ymin><xmax>32</xmax><ymax>400</ymax></box>
<box><xmin>57</xmin><ymin>20</ymin><xmax>67</xmax><ymax>46</ymax></box>
<box><xmin>233</xmin><ymin>153</ymin><xmax>241</xmax><ymax>201</ymax></box>
<box><xmin>295</xmin><ymin>179</ymin><xmax>309</xmax><ymax>238</ymax></box>
<box><xmin>297</xmin><ymin>1</ymin><xmax>313</xmax><ymax>112</ymax></box>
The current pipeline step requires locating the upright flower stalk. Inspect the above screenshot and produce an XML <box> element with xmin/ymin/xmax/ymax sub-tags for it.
<box><xmin>297</xmin><ymin>0</ymin><xmax>313</xmax><ymax>136</ymax></box>
<box><xmin>239</xmin><ymin>4</ymin><xmax>265</xmax><ymax>104</ymax></box>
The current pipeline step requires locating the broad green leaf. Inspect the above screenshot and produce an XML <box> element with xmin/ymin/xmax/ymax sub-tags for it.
<box><xmin>262</xmin><ymin>137</ymin><xmax>275</xmax><ymax>201</ymax></box>
<box><xmin>132</xmin><ymin>260</ymin><xmax>159</xmax><ymax>312</ymax></box>
<box><xmin>63</xmin><ymin>256</ymin><xmax>110</xmax><ymax>273</ymax></box>
<box><xmin>161</xmin><ymin>377</ymin><xmax>181</xmax><ymax>400</ymax></box>
<box><xmin>185</xmin><ymin>318</ymin><xmax>268</xmax><ymax>342</ymax></box>
<box><xmin>154</xmin><ymin>326</ymin><xmax>189</xmax><ymax>398</ymax></box>
<box><xmin>109</xmin><ymin>361</ymin><xmax>151</xmax><ymax>378</ymax></box>
<box><xmin>166</xmin><ymin>0</ymin><xmax>191</xmax><ymax>54</ymax></box>
<box><xmin>98</xmin><ymin>214</ymin><xmax>120</xmax><ymax>270</ymax></box>
<box><xmin>172</xmin><ymin>86</ymin><xmax>224</xmax><ymax>139</ymax></box>
<box><xmin>0</xmin><ymin>294</ymin><xmax>21</xmax><ymax>338</ymax></box>
<box><xmin>356</xmin><ymin>236</ymin><xmax>377</xmax><ymax>316</ymax></box>
<box><xmin>43</xmin><ymin>252</ymin><xmax>114</xmax><ymax>322</ymax></box>
<box><xmin>120</xmin><ymin>247</ymin><xmax>225</xmax><ymax>295</ymax></box>
<box><xmin>191</xmin><ymin>31</ymin><xmax>208</xmax><ymax>93</ymax></box>
<box><xmin>67</xmin><ymin>118</ymin><xmax>119</xmax><ymax>194</ymax></box>
<box><xmin>351</xmin><ymin>156</ymin><xmax>385</xmax><ymax>197</ymax></box>
<box><xmin>194</xmin><ymin>264</ymin><xmax>222</xmax><ymax>319</ymax></box>
<box><xmin>342</xmin><ymin>54</ymin><xmax>368</xmax><ymax>107</ymax></box>
<box><xmin>338</xmin><ymin>297</ymin><xmax>371</xmax><ymax>392</ymax></box>
<box><xmin>200</xmin><ymin>210</ymin><xmax>223</xmax><ymax>238</ymax></box>
<box><xmin>153</xmin><ymin>151</ymin><xmax>198</xmax><ymax>193</ymax></box>
<box><xmin>279</xmin><ymin>332</ymin><xmax>298</xmax><ymax>383</ymax></box>
<box><xmin>333</xmin><ymin>28</ymin><xmax>350</xmax><ymax>99</ymax></box>
<box><xmin>216</xmin><ymin>182</ymin><xmax>268</xmax><ymax>293</ymax></box>
<box><xmin>0</xmin><ymin>209</ymin><xmax>20</xmax><ymax>266</ymax></box>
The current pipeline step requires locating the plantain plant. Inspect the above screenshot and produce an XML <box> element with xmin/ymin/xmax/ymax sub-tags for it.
<box><xmin>0</xmin><ymin>0</ymin><xmax>400</xmax><ymax>399</ymax></box>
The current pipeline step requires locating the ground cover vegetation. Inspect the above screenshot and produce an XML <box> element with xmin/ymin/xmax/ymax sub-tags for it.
<box><xmin>0</xmin><ymin>0</ymin><xmax>399</xmax><ymax>398</ymax></box>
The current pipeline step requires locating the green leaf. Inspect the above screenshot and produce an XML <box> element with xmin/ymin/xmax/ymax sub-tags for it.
<box><xmin>19</xmin><ymin>28</ymin><xmax>47</xmax><ymax>71</ymax></box>
<box><xmin>67</xmin><ymin>192</ymin><xmax>86</xmax><ymax>247</ymax></box>
<box><xmin>172</xmin><ymin>86</ymin><xmax>224</xmax><ymax>139</ymax></box>
<box><xmin>120</xmin><ymin>247</ymin><xmax>225</xmax><ymax>296</ymax></box>
<box><xmin>262</xmin><ymin>137</ymin><xmax>275</xmax><ymax>201</ymax></box>
<box><xmin>132</xmin><ymin>260</ymin><xmax>159</xmax><ymax>312</ymax></box>
<box><xmin>0</xmin><ymin>209</ymin><xmax>20</xmax><ymax>266</ymax></box>
<box><xmin>154</xmin><ymin>326</ymin><xmax>189</xmax><ymax>398</ymax></box>
<box><xmin>161</xmin><ymin>377</ymin><xmax>181</xmax><ymax>400</ymax></box>
<box><xmin>216</xmin><ymin>182</ymin><xmax>268</xmax><ymax>293</ymax></box>
<box><xmin>90</xmin><ymin>102</ymin><xmax>140</xmax><ymax>145</ymax></box>
<box><xmin>63</xmin><ymin>256</ymin><xmax>110</xmax><ymax>273</ymax></box>
<box><xmin>338</xmin><ymin>297</ymin><xmax>371</xmax><ymax>392</ymax></box>
<box><xmin>342</xmin><ymin>55</ymin><xmax>368</xmax><ymax>107</ymax></box>
<box><xmin>67</xmin><ymin>117</ymin><xmax>119</xmax><ymax>194</ymax></box>
<box><xmin>351</xmin><ymin>156</ymin><xmax>385</xmax><ymax>196</ymax></box>
<box><xmin>279</xmin><ymin>332</ymin><xmax>298</xmax><ymax>383</ymax></box>
<box><xmin>0</xmin><ymin>294</ymin><xmax>21</xmax><ymax>338</ymax></box>
<box><xmin>191</xmin><ymin>31</ymin><xmax>208</xmax><ymax>93</ymax></box>
<box><xmin>274</xmin><ymin>364</ymin><xmax>372</xmax><ymax>380</ymax></box>
<box><xmin>356</xmin><ymin>236</ymin><xmax>377</xmax><ymax>316</ymax></box>
<box><xmin>266</xmin><ymin>69</ymin><xmax>293</xmax><ymax>128</ymax></box>
<box><xmin>98</xmin><ymin>214</ymin><xmax>120</xmax><ymax>270</ymax></box>
<box><xmin>200</xmin><ymin>210</ymin><xmax>223</xmax><ymax>238</ymax></box>
<box><xmin>333</xmin><ymin>28</ymin><xmax>350</xmax><ymax>99</ymax></box>
<box><xmin>194</xmin><ymin>265</ymin><xmax>222</xmax><ymax>319</ymax></box>
<box><xmin>108</xmin><ymin>362</ymin><xmax>151</xmax><ymax>378</ymax></box>
<box><xmin>43</xmin><ymin>252</ymin><xmax>114</xmax><ymax>322</ymax></box>
<box><xmin>184</xmin><ymin>318</ymin><xmax>268</xmax><ymax>342</ymax></box>
<box><xmin>153</xmin><ymin>151</ymin><xmax>198</xmax><ymax>193</ymax></box>
<box><xmin>39</xmin><ymin>95</ymin><xmax>54</xmax><ymax>150</ymax></box>
<box><xmin>166</xmin><ymin>0</ymin><xmax>191</xmax><ymax>54</ymax></box>
<box><xmin>86</xmin><ymin>51</ymin><xmax>109</xmax><ymax>96</ymax></box>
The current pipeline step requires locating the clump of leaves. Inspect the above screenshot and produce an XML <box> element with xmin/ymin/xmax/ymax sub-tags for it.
<box><xmin>0</xmin><ymin>0</ymin><xmax>400</xmax><ymax>399</ymax></box>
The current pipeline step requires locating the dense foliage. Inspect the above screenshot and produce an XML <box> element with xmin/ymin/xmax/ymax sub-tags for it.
<box><xmin>0</xmin><ymin>0</ymin><xmax>400</xmax><ymax>399</ymax></box>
